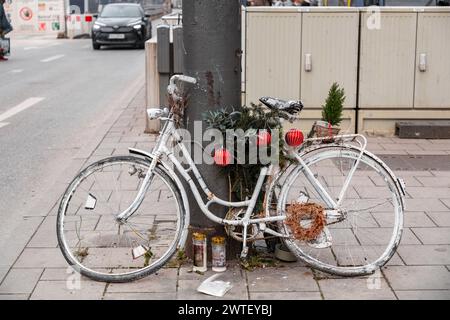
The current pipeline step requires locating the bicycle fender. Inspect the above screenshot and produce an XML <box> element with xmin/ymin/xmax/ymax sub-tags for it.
<box><xmin>128</xmin><ymin>147</ymin><xmax>190</xmax><ymax>250</ymax></box>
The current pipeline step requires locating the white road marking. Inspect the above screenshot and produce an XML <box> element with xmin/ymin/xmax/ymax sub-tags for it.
<box><xmin>41</xmin><ymin>54</ymin><xmax>65</xmax><ymax>63</ymax></box>
<box><xmin>0</xmin><ymin>97</ymin><xmax>45</xmax><ymax>123</ymax></box>
<box><xmin>0</xmin><ymin>122</ymin><xmax>9</xmax><ymax>129</ymax></box>
<box><xmin>45</xmin><ymin>42</ymin><xmax>62</xmax><ymax>48</ymax></box>
<box><xmin>24</xmin><ymin>47</ymin><xmax>39</xmax><ymax>51</ymax></box>
<box><xmin>9</xmin><ymin>69</ymin><xmax>24</xmax><ymax>74</ymax></box>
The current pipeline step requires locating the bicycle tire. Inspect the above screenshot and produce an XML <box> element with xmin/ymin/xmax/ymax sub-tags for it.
<box><xmin>274</xmin><ymin>145</ymin><xmax>404</xmax><ymax>276</ymax></box>
<box><xmin>57</xmin><ymin>156</ymin><xmax>186</xmax><ymax>283</ymax></box>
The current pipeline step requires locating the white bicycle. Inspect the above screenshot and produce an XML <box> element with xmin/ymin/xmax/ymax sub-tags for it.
<box><xmin>57</xmin><ymin>75</ymin><xmax>405</xmax><ymax>282</ymax></box>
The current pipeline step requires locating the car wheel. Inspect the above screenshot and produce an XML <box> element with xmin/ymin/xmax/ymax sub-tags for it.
<box><xmin>93</xmin><ymin>42</ymin><xmax>101</xmax><ymax>50</ymax></box>
<box><xmin>136</xmin><ymin>41</ymin><xmax>145</xmax><ymax>49</ymax></box>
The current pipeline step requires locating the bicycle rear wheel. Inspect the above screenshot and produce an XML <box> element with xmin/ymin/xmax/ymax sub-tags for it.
<box><xmin>278</xmin><ymin>145</ymin><xmax>404</xmax><ymax>276</ymax></box>
<box><xmin>57</xmin><ymin>156</ymin><xmax>186</xmax><ymax>282</ymax></box>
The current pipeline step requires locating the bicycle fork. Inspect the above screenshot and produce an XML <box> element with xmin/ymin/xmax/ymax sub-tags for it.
<box><xmin>115</xmin><ymin>156</ymin><xmax>158</xmax><ymax>223</ymax></box>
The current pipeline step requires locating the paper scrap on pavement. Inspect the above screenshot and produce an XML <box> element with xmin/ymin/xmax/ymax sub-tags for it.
<box><xmin>197</xmin><ymin>274</ymin><xmax>233</xmax><ymax>297</ymax></box>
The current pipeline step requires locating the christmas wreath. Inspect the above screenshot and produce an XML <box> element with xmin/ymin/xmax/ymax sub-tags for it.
<box><xmin>285</xmin><ymin>202</ymin><xmax>326</xmax><ymax>241</ymax></box>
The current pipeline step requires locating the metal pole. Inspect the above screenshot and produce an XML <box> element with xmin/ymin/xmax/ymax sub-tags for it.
<box><xmin>182</xmin><ymin>0</ymin><xmax>241</xmax><ymax>248</ymax></box>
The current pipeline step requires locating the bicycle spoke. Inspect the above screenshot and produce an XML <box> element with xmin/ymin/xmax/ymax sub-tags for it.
<box><xmin>280</xmin><ymin>146</ymin><xmax>402</xmax><ymax>275</ymax></box>
<box><xmin>58</xmin><ymin>157</ymin><xmax>183</xmax><ymax>281</ymax></box>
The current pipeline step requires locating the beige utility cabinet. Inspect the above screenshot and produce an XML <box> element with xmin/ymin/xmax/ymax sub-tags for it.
<box><xmin>301</xmin><ymin>9</ymin><xmax>359</xmax><ymax>110</ymax></box>
<box><xmin>245</xmin><ymin>10</ymin><xmax>302</xmax><ymax>105</ymax></box>
<box><xmin>415</xmin><ymin>11</ymin><xmax>450</xmax><ymax>109</ymax></box>
<box><xmin>359</xmin><ymin>10</ymin><xmax>417</xmax><ymax>109</ymax></box>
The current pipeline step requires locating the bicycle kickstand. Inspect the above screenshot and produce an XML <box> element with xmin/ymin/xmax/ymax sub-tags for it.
<box><xmin>240</xmin><ymin>223</ymin><xmax>249</xmax><ymax>259</ymax></box>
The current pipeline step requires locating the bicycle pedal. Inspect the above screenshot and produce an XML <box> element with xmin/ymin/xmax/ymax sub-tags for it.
<box><xmin>307</xmin><ymin>226</ymin><xmax>332</xmax><ymax>249</ymax></box>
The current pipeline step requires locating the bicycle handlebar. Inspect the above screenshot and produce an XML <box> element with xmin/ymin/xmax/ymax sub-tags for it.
<box><xmin>169</xmin><ymin>75</ymin><xmax>197</xmax><ymax>87</ymax></box>
<box><xmin>167</xmin><ymin>75</ymin><xmax>197</xmax><ymax>102</ymax></box>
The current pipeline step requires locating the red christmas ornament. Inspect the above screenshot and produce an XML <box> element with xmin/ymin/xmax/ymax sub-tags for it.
<box><xmin>285</xmin><ymin>128</ymin><xmax>304</xmax><ymax>147</ymax></box>
<box><xmin>214</xmin><ymin>148</ymin><xmax>231</xmax><ymax>166</ymax></box>
<box><xmin>257</xmin><ymin>130</ymin><xmax>272</xmax><ymax>146</ymax></box>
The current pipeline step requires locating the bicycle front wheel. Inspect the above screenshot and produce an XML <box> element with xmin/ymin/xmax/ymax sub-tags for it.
<box><xmin>279</xmin><ymin>145</ymin><xmax>404</xmax><ymax>276</ymax></box>
<box><xmin>57</xmin><ymin>156</ymin><xmax>186</xmax><ymax>282</ymax></box>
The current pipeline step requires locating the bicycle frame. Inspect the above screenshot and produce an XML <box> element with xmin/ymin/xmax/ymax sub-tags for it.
<box><xmin>116</xmin><ymin>110</ymin><xmax>369</xmax><ymax>255</ymax></box>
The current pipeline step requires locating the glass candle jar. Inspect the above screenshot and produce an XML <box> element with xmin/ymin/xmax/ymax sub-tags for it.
<box><xmin>192</xmin><ymin>232</ymin><xmax>207</xmax><ymax>272</ymax></box>
<box><xmin>211</xmin><ymin>236</ymin><xmax>226</xmax><ymax>272</ymax></box>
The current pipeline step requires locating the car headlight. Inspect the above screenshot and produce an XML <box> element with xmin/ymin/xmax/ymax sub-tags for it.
<box><xmin>133</xmin><ymin>24</ymin><xmax>142</xmax><ymax>30</ymax></box>
<box><xmin>93</xmin><ymin>21</ymin><xmax>105</xmax><ymax>30</ymax></box>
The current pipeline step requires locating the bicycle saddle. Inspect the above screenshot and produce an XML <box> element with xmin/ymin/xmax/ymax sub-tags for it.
<box><xmin>259</xmin><ymin>97</ymin><xmax>304</xmax><ymax>115</ymax></box>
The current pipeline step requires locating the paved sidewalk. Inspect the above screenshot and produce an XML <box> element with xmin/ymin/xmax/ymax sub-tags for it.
<box><xmin>0</xmin><ymin>87</ymin><xmax>449</xmax><ymax>300</ymax></box>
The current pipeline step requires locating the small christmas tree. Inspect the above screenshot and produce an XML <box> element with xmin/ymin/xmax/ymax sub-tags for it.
<box><xmin>321</xmin><ymin>82</ymin><xmax>345</xmax><ymax>127</ymax></box>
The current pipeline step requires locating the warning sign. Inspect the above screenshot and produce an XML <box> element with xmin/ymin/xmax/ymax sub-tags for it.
<box><xmin>19</xmin><ymin>6</ymin><xmax>33</xmax><ymax>21</ymax></box>
<box><xmin>10</xmin><ymin>0</ymin><xmax>65</xmax><ymax>34</ymax></box>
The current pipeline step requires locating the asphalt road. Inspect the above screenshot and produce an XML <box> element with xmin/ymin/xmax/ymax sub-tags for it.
<box><xmin>0</xmin><ymin>34</ymin><xmax>147</xmax><ymax>259</ymax></box>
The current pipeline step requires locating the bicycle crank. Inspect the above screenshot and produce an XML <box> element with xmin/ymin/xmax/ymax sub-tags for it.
<box><xmin>224</xmin><ymin>208</ymin><xmax>260</xmax><ymax>242</ymax></box>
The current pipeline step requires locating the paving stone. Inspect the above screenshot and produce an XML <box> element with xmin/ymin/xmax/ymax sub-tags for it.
<box><xmin>328</xmin><ymin>229</ymin><xmax>359</xmax><ymax>245</ymax></box>
<box><xmin>404</xmin><ymin>199</ymin><xmax>449</xmax><ymax>212</ymax></box>
<box><xmin>106</xmin><ymin>268</ymin><xmax>177</xmax><ymax>293</ymax></box>
<box><xmin>356</xmin><ymin>228</ymin><xmax>420</xmax><ymax>245</ymax></box>
<box><xmin>120</xmin><ymin>135</ymin><xmax>154</xmax><ymax>143</ymax></box>
<box><xmin>368</xmin><ymin>137</ymin><xmax>396</xmax><ymax>144</ymax></box>
<box><xmin>22</xmin><ymin>190</ymin><xmax>61</xmax><ymax>217</ymax></box>
<box><xmin>397</xmin><ymin>176</ymin><xmax>423</xmax><ymax>187</ymax></box>
<box><xmin>441</xmin><ymin>199</ymin><xmax>450</xmax><ymax>209</ymax></box>
<box><xmin>246</xmin><ymin>267</ymin><xmax>318</xmax><ymax>292</ymax></box>
<box><xmin>103</xmin><ymin>292</ymin><xmax>176</xmax><ymax>300</ymax></box>
<box><xmin>102</xmin><ymin>136</ymin><xmax>121</xmax><ymax>143</ymax></box>
<box><xmin>14</xmin><ymin>248</ymin><xmax>68</xmax><ymax>268</ymax></box>
<box><xmin>397</xmin><ymin>245</ymin><xmax>450</xmax><ymax>265</ymax></box>
<box><xmin>395</xmin><ymin>290</ymin><xmax>450</xmax><ymax>300</ymax></box>
<box><xmin>411</xmin><ymin>227</ymin><xmax>450</xmax><ymax>245</ymax></box>
<box><xmin>331</xmin><ymin>245</ymin><xmax>404</xmax><ymax>267</ymax></box>
<box><xmin>92</xmin><ymin>148</ymin><xmax>115</xmax><ymax>157</ymax></box>
<box><xmin>28</xmin><ymin>216</ymin><xmax>59</xmax><ymax>248</ymax></box>
<box><xmin>427</xmin><ymin>212</ymin><xmax>450</xmax><ymax>227</ymax></box>
<box><xmin>177</xmin><ymin>278</ymin><xmax>248</xmax><ymax>300</ymax></box>
<box><xmin>355</xmin><ymin>186</ymin><xmax>395</xmax><ymax>199</ymax></box>
<box><xmin>375</xmin><ymin>150</ymin><xmax>408</xmax><ymax>156</ymax></box>
<box><xmin>383</xmin><ymin>143</ymin><xmax>423</xmax><ymax>151</ymax></box>
<box><xmin>431</xmin><ymin>171</ymin><xmax>450</xmax><ymax>177</ymax></box>
<box><xmin>416</xmin><ymin>177</ymin><xmax>450</xmax><ymax>187</ymax></box>
<box><xmin>249</xmin><ymin>291</ymin><xmax>322</xmax><ymax>300</ymax></box>
<box><xmin>0</xmin><ymin>217</ymin><xmax>44</xmax><ymax>270</ymax></box>
<box><xmin>40</xmin><ymin>267</ymin><xmax>109</xmax><ymax>281</ymax></box>
<box><xmin>0</xmin><ymin>269</ymin><xmax>43</xmax><ymax>294</ymax></box>
<box><xmin>0</xmin><ymin>294</ymin><xmax>29</xmax><ymax>300</ymax></box>
<box><xmin>419</xmin><ymin>143</ymin><xmax>450</xmax><ymax>151</ymax></box>
<box><xmin>318</xmin><ymin>277</ymin><xmax>396</xmax><ymax>300</ymax></box>
<box><xmin>30</xmin><ymin>280</ymin><xmax>106</xmax><ymax>300</ymax></box>
<box><xmin>393</xmin><ymin>170</ymin><xmax>434</xmax><ymax>177</ymax></box>
<box><xmin>429</xmin><ymin>140</ymin><xmax>450</xmax><ymax>145</ymax></box>
<box><xmin>178</xmin><ymin>264</ymin><xmax>242</xmax><ymax>281</ymax></box>
<box><xmin>407</xmin><ymin>187</ymin><xmax>450</xmax><ymax>199</ymax></box>
<box><xmin>383</xmin><ymin>266</ymin><xmax>450</xmax><ymax>290</ymax></box>
<box><xmin>374</xmin><ymin>211</ymin><xmax>436</xmax><ymax>227</ymax></box>
<box><xmin>135</xmin><ymin>143</ymin><xmax>156</xmax><ymax>151</ymax></box>
<box><xmin>0</xmin><ymin>268</ymin><xmax>8</xmax><ymax>284</ymax></box>
<box><xmin>324</xmin><ymin>176</ymin><xmax>375</xmax><ymax>187</ymax></box>
<box><xmin>372</xmin><ymin>173</ymin><xmax>423</xmax><ymax>188</ymax></box>
<box><xmin>406</xmin><ymin>150</ymin><xmax>448</xmax><ymax>156</ymax></box>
